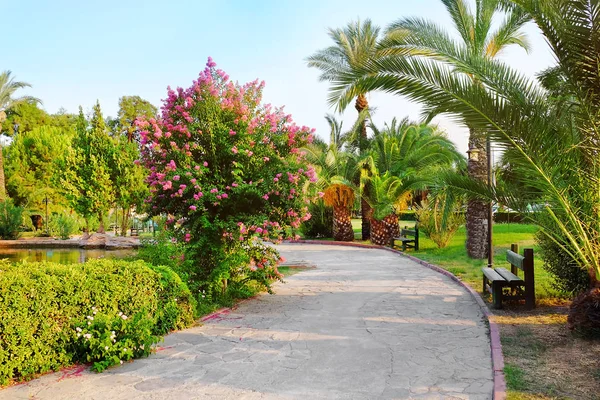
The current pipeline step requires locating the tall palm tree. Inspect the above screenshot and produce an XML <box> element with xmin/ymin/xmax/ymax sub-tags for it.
<box><xmin>326</xmin><ymin>0</ymin><xmax>530</xmax><ymax>257</ymax></box>
<box><xmin>0</xmin><ymin>71</ymin><xmax>39</xmax><ymax>201</ymax></box>
<box><xmin>326</xmin><ymin>1</ymin><xmax>600</xmax><ymax>327</ymax></box>
<box><xmin>305</xmin><ymin>145</ymin><xmax>358</xmax><ymax>241</ymax></box>
<box><xmin>307</xmin><ymin>19</ymin><xmax>381</xmax><ymax>240</ymax></box>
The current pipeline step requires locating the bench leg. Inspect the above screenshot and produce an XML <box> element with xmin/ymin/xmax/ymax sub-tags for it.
<box><xmin>402</xmin><ymin>242</ymin><xmax>407</xmax><ymax>252</ymax></box>
<box><xmin>492</xmin><ymin>281</ymin><xmax>504</xmax><ymax>309</ymax></box>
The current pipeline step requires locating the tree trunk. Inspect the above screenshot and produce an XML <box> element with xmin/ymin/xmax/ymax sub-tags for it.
<box><xmin>466</xmin><ymin>128</ymin><xmax>489</xmax><ymax>259</ymax></box>
<box><xmin>0</xmin><ymin>144</ymin><xmax>7</xmax><ymax>201</ymax></box>
<box><xmin>355</xmin><ymin>93</ymin><xmax>372</xmax><ymax>240</ymax></box>
<box><xmin>97</xmin><ymin>211</ymin><xmax>106</xmax><ymax>234</ymax></box>
<box><xmin>370</xmin><ymin>214</ymin><xmax>398</xmax><ymax>246</ymax></box>
<box><xmin>120</xmin><ymin>207</ymin><xmax>130</xmax><ymax>236</ymax></box>
<box><xmin>333</xmin><ymin>206</ymin><xmax>354</xmax><ymax>241</ymax></box>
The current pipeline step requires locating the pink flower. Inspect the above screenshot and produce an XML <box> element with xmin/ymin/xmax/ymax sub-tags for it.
<box><xmin>232</xmin><ymin>183</ymin><xmax>238</xmax><ymax>187</ymax></box>
<box><xmin>185</xmin><ymin>233</ymin><xmax>191</xmax><ymax>242</ymax></box>
<box><xmin>162</xmin><ymin>181</ymin><xmax>173</xmax><ymax>190</ymax></box>
<box><xmin>222</xmin><ymin>193</ymin><xmax>228</xmax><ymax>199</ymax></box>
<box><xmin>256</xmin><ymin>227</ymin><xmax>263</xmax><ymax>234</ymax></box>
<box><xmin>179</xmin><ymin>184</ymin><xmax>187</xmax><ymax>190</ymax></box>
<box><xmin>203</xmin><ymin>161</ymin><xmax>209</xmax><ymax>167</ymax></box>
<box><xmin>262</xmin><ymin>194</ymin><xmax>269</xmax><ymax>200</ymax></box>
<box><xmin>194</xmin><ymin>165</ymin><xmax>200</xmax><ymax>170</ymax></box>
<box><xmin>247</xmin><ymin>151</ymin><xmax>253</xmax><ymax>156</ymax></box>
<box><xmin>229</xmin><ymin>130</ymin><xmax>236</xmax><ymax>136</ymax></box>
<box><xmin>173</xmin><ymin>175</ymin><xmax>180</xmax><ymax>181</ymax></box>
<box><xmin>273</xmin><ymin>177</ymin><xmax>279</xmax><ymax>182</ymax></box>
<box><xmin>263</xmin><ymin>157</ymin><xmax>270</xmax><ymax>162</ymax></box>
<box><xmin>232</xmin><ymin>146</ymin><xmax>238</xmax><ymax>154</ymax></box>
<box><xmin>210</xmin><ymin>188</ymin><xmax>218</xmax><ymax>193</ymax></box>
<box><xmin>318</xmin><ymin>192</ymin><xmax>325</xmax><ymax>198</ymax></box>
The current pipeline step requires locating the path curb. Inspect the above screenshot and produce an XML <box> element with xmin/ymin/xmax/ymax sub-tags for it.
<box><xmin>286</xmin><ymin>239</ymin><xmax>506</xmax><ymax>400</ymax></box>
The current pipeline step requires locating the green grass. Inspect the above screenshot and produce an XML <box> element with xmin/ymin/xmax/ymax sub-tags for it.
<box><xmin>410</xmin><ymin>223</ymin><xmax>560</xmax><ymax>299</ymax></box>
<box><xmin>505</xmin><ymin>363</ymin><xmax>528</xmax><ymax>391</ymax></box>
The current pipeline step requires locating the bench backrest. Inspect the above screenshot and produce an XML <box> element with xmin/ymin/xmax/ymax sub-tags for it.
<box><xmin>401</xmin><ymin>228</ymin><xmax>417</xmax><ymax>237</ymax></box>
<box><xmin>507</xmin><ymin>243</ymin><xmax>535</xmax><ymax>308</ymax></box>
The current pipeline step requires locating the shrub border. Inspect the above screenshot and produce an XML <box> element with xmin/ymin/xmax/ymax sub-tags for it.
<box><xmin>283</xmin><ymin>239</ymin><xmax>507</xmax><ymax>400</ymax></box>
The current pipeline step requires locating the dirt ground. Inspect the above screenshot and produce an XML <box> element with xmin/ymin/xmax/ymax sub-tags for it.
<box><xmin>492</xmin><ymin>302</ymin><xmax>600</xmax><ymax>400</ymax></box>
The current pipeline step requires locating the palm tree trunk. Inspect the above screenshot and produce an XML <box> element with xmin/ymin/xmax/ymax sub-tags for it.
<box><xmin>466</xmin><ymin>128</ymin><xmax>488</xmax><ymax>259</ymax></box>
<box><xmin>355</xmin><ymin>93</ymin><xmax>372</xmax><ymax>240</ymax></box>
<box><xmin>370</xmin><ymin>214</ymin><xmax>398</xmax><ymax>245</ymax></box>
<box><xmin>0</xmin><ymin>144</ymin><xmax>7</xmax><ymax>201</ymax></box>
<box><xmin>333</xmin><ymin>206</ymin><xmax>354</xmax><ymax>241</ymax></box>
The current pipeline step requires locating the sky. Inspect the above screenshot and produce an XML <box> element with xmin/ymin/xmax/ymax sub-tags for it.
<box><xmin>3</xmin><ymin>0</ymin><xmax>555</xmax><ymax>154</ymax></box>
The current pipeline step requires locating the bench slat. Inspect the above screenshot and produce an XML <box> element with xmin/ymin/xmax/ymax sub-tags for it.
<box><xmin>495</xmin><ymin>267</ymin><xmax>524</xmax><ymax>283</ymax></box>
<box><xmin>393</xmin><ymin>236</ymin><xmax>415</xmax><ymax>242</ymax></box>
<box><xmin>506</xmin><ymin>250</ymin><xmax>525</xmax><ymax>270</ymax></box>
<box><xmin>401</xmin><ymin>230</ymin><xmax>416</xmax><ymax>236</ymax></box>
<box><xmin>482</xmin><ymin>267</ymin><xmax>504</xmax><ymax>282</ymax></box>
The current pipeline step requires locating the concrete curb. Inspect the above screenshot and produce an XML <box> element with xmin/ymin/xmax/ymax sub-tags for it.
<box><xmin>286</xmin><ymin>239</ymin><xmax>506</xmax><ymax>400</ymax></box>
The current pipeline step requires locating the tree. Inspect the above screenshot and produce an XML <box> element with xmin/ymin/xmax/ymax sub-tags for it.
<box><xmin>362</xmin><ymin>121</ymin><xmax>464</xmax><ymax>244</ymax></box>
<box><xmin>140</xmin><ymin>58</ymin><xmax>314</xmax><ymax>296</ymax></box>
<box><xmin>324</xmin><ymin>114</ymin><xmax>344</xmax><ymax>150</ymax></box>
<box><xmin>110</xmin><ymin>96</ymin><xmax>157</xmax><ymax>142</ymax></box>
<box><xmin>306</xmin><ymin>146</ymin><xmax>358</xmax><ymax>241</ymax></box>
<box><xmin>0</xmin><ymin>71</ymin><xmax>40</xmax><ymax>200</ymax></box>
<box><xmin>5</xmin><ymin>125</ymin><xmax>74</xmax><ymax>211</ymax></box>
<box><xmin>307</xmin><ymin>19</ymin><xmax>382</xmax><ymax>240</ymax></box>
<box><xmin>327</xmin><ymin>0</ymin><xmax>600</xmax><ymax>332</ymax></box>
<box><xmin>386</xmin><ymin>0</ymin><xmax>530</xmax><ymax>258</ymax></box>
<box><xmin>58</xmin><ymin>105</ymin><xmax>115</xmax><ymax>233</ymax></box>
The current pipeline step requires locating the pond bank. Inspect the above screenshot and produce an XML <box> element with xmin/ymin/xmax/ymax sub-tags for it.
<box><xmin>0</xmin><ymin>234</ymin><xmax>141</xmax><ymax>250</ymax></box>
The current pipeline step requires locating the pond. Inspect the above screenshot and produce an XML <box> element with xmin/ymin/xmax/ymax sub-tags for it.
<box><xmin>0</xmin><ymin>248</ymin><xmax>137</xmax><ymax>264</ymax></box>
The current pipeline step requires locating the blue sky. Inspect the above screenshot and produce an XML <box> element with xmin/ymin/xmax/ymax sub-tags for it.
<box><xmin>4</xmin><ymin>0</ymin><xmax>555</xmax><ymax>153</ymax></box>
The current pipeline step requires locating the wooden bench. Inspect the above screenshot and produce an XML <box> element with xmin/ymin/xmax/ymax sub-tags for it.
<box><xmin>482</xmin><ymin>244</ymin><xmax>535</xmax><ymax>309</ymax></box>
<box><xmin>390</xmin><ymin>225</ymin><xmax>419</xmax><ymax>251</ymax></box>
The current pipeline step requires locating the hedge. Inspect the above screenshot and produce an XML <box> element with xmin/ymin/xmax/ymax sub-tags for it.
<box><xmin>0</xmin><ymin>259</ymin><xmax>196</xmax><ymax>385</ymax></box>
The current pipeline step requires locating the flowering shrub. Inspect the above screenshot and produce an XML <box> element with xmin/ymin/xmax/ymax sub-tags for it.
<box><xmin>0</xmin><ymin>259</ymin><xmax>195</xmax><ymax>384</ymax></box>
<box><xmin>139</xmin><ymin>58</ymin><xmax>315</xmax><ymax>297</ymax></box>
<box><xmin>72</xmin><ymin>310</ymin><xmax>157</xmax><ymax>372</ymax></box>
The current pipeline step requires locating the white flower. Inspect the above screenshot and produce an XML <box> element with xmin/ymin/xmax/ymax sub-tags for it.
<box><xmin>120</xmin><ymin>360</ymin><xmax>123</xmax><ymax>365</ymax></box>
<box><xmin>105</xmin><ymin>346</ymin><xmax>108</xmax><ymax>350</ymax></box>
<box><xmin>87</xmin><ymin>316</ymin><xmax>94</xmax><ymax>321</ymax></box>
<box><xmin>111</xmin><ymin>331</ymin><xmax>115</xmax><ymax>335</ymax></box>
<box><xmin>117</xmin><ymin>311</ymin><xmax>123</xmax><ymax>316</ymax></box>
<box><xmin>77</xmin><ymin>333</ymin><xmax>81</xmax><ymax>337</ymax></box>
<box><xmin>140</xmin><ymin>345</ymin><xmax>144</xmax><ymax>350</ymax></box>
<box><xmin>83</xmin><ymin>333</ymin><xmax>92</xmax><ymax>340</ymax></box>
<box><xmin>123</xmin><ymin>348</ymin><xmax>127</xmax><ymax>351</ymax></box>
<box><xmin>174</xmin><ymin>298</ymin><xmax>178</xmax><ymax>301</ymax></box>
<box><xmin>92</xmin><ymin>307</ymin><xmax>96</xmax><ymax>311</ymax></box>
<box><xmin>76</xmin><ymin>327</ymin><xmax>82</xmax><ymax>332</ymax></box>
<box><xmin>121</xmin><ymin>315</ymin><xmax>128</xmax><ymax>320</ymax></box>
<box><xmin>113</xmin><ymin>339</ymin><xmax>116</xmax><ymax>343</ymax></box>
<box><xmin>93</xmin><ymin>311</ymin><xmax>97</xmax><ymax>315</ymax></box>
<box><xmin>87</xmin><ymin>321</ymin><xmax>91</xmax><ymax>325</ymax></box>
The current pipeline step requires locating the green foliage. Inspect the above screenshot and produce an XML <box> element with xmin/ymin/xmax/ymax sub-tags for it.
<box><xmin>536</xmin><ymin>230</ymin><xmax>590</xmax><ymax>296</ymax></box>
<box><xmin>398</xmin><ymin>210</ymin><xmax>417</xmax><ymax>221</ymax></box>
<box><xmin>5</xmin><ymin>125</ymin><xmax>73</xmax><ymax>210</ymax></box>
<box><xmin>415</xmin><ymin>198</ymin><xmax>464</xmax><ymax>248</ymax></box>
<box><xmin>300</xmin><ymin>199</ymin><xmax>333</xmax><ymax>238</ymax></box>
<box><xmin>109</xmin><ymin>96</ymin><xmax>157</xmax><ymax>142</ymax></box>
<box><xmin>0</xmin><ymin>258</ymin><xmax>195</xmax><ymax>384</ymax></box>
<box><xmin>57</xmin><ymin>104</ymin><xmax>115</xmax><ymax>231</ymax></box>
<box><xmin>0</xmin><ymin>199</ymin><xmax>23</xmax><ymax>239</ymax></box>
<box><xmin>48</xmin><ymin>213</ymin><xmax>80</xmax><ymax>239</ymax></box>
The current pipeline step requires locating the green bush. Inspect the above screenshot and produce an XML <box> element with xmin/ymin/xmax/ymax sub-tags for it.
<box><xmin>398</xmin><ymin>210</ymin><xmax>418</xmax><ymax>221</ymax></box>
<box><xmin>49</xmin><ymin>213</ymin><xmax>80</xmax><ymax>239</ymax></box>
<box><xmin>0</xmin><ymin>199</ymin><xmax>24</xmax><ymax>239</ymax></box>
<box><xmin>300</xmin><ymin>199</ymin><xmax>333</xmax><ymax>238</ymax></box>
<box><xmin>0</xmin><ymin>259</ymin><xmax>196</xmax><ymax>384</ymax></box>
<box><xmin>536</xmin><ymin>231</ymin><xmax>590</xmax><ymax>295</ymax></box>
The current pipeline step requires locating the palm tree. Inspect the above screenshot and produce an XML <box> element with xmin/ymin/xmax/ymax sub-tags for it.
<box><xmin>362</xmin><ymin>121</ymin><xmax>464</xmax><ymax>244</ymax></box>
<box><xmin>0</xmin><ymin>71</ymin><xmax>39</xmax><ymax>201</ymax></box>
<box><xmin>325</xmin><ymin>1</ymin><xmax>600</xmax><ymax>328</ymax></box>
<box><xmin>307</xmin><ymin>19</ymin><xmax>381</xmax><ymax>240</ymax></box>
<box><xmin>325</xmin><ymin>0</ymin><xmax>529</xmax><ymax>257</ymax></box>
<box><xmin>324</xmin><ymin>114</ymin><xmax>344</xmax><ymax>150</ymax></box>
<box><xmin>305</xmin><ymin>145</ymin><xmax>358</xmax><ymax>241</ymax></box>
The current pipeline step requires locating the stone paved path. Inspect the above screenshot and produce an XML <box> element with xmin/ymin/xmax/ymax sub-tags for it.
<box><xmin>1</xmin><ymin>244</ymin><xmax>493</xmax><ymax>399</ymax></box>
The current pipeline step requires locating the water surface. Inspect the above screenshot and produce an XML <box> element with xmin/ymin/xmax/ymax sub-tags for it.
<box><xmin>0</xmin><ymin>248</ymin><xmax>136</xmax><ymax>264</ymax></box>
